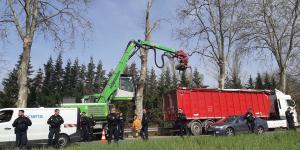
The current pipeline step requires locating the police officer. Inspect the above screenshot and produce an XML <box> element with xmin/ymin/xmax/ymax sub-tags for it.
<box><xmin>47</xmin><ymin>109</ymin><xmax>64</xmax><ymax>147</ymax></box>
<box><xmin>107</xmin><ymin>107</ymin><xmax>119</xmax><ymax>144</ymax></box>
<box><xmin>285</xmin><ymin>107</ymin><xmax>296</xmax><ymax>131</ymax></box>
<box><xmin>80</xmin><ymin>112</ymin><xmax>89</xmax><ymax>141</ymax></box>
<box><xmin>140</xmin><ymin>109</ymin><xmax>149</xmax><ymax>140</ymax></box>
<box><xmin>118</xmin><ymin>112</ymin><xmax>125</xmax><ymax>140</ymax></box>
<box><xmin>244</xmin><ymin>108</ymin><xmax>255</xmax><ymax>133</ymax></box>
<box><xmin>88</xmin><ymin>113</ymin><xmax>96</xmax><ymax>141</ymax></box>
<box><xmin>176</xmin><ymin>108</ymin><xmax>187</xmax><ymax>136</ymax></box>
<box><xmin>12</xmin><ymin>110</ymin><xmax>32</xmax><ymax>149</ymax></box>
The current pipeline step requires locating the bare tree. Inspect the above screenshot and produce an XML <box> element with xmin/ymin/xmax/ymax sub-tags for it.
<box><xmin>0</xmin><ymin>0</ymin><xmax>92</xmax><ymax>107</ymax></box>
<box><xmin>241</xmin><ymin>0</ymin><xmax>300</xmax><ymax>93</ymax></box>
<box><xmin>177</xmin><ymin>0</ymin><xmax>244</xmax><ymax>89</ymax></box>
<box><xmin>135</xmin><ymin>0</ymin><xmax>153</xmax><ymax>119</ymax></box>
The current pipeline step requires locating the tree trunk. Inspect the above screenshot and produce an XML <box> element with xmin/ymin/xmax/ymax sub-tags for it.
<box><xmin>16</xmin><ymin>37</ymin><xmax>32</xmax><ymax>107</ymax></box>
<box><xmin>218</xmin><ymin>60</ymin><xmax>225</xmax><ymax>89</ymax></box>
<box><xmin>135</xmin><ymin>50</ymin><xmax>148</xmax><ymax>119</ymax></box>
<box><xmin>135</xmin><ymin>0</ymin><xmax>152</xmax><ymax>119</ymax></box>
<box><xmin>279</xmin><ymin>67</ymin><xmax>287</xmax><ymax>93</ymax></box>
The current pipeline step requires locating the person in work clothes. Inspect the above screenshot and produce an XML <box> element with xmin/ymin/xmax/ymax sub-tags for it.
<box><xmin>132</xmin><ymin>115</ymin><xmax>141</xmax><ymax>138</ymax></box>
<box><xmin>12</xmin><ymin>110</ymin><xmax>32</xmax><ymax>149</ymax></box>
<box><xmin>80</xmin><ymin>112</ymin><xmax>90</xmax><ymax>141</ymax></box>
<box><xmin>47</xmin><ymin>109</ymin><xmax>64</xmax><ymax>147</ymax></box>
<box><xmin>176</xmin><ymin>108</ymin><xmax>187</xmax><ymax>136</ymax></box>
<box><xmin>88</xmin><ymin>113</ymin><xmax>96</xmax><ymax>140</ymax></box>
<box><xmin>244</xmin><ymin>108</ymin><xmax>255</xmax><ymax>133</ymax></box>
<box><xmin>140</xmin><ymin>109</ymin><xmax>149</xmax><ymax>140</ymax></box>
<box><xmin>118</xmin><ymin>112</ymin><xmax>125</xmax><ymax>140</ymax></box>
<box><xmin>285</xmin><ymin>107</ymin><xmax>296</xmax><ymax>131</ymax></box>
<box><xmin>107</xmin><ymin>107</ymin><xmax>120</xmax><ymax>144</ymax></box>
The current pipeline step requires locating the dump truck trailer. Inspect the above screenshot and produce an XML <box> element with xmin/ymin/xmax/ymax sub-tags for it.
<box><xmin>163</xmin><ymin>88</ymin><xmax>298</xmax><ymax>135</ymax></box>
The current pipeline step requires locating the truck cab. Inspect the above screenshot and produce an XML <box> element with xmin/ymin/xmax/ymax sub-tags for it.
<box><xmin>268</xmin><ymin>89</ymin><xmax>298</xmax><ymax>128</ymax></box>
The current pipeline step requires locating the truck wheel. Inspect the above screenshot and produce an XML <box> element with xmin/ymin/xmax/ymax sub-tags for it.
<box><xmin>256</xmin><ymin>126</ymin><xmax>264</xmax><ymax>135</ymax></box>
<box><xmin>225</xmin><ymin>128</ymin><xmax>234</xmax><ymax>136</ymax></box>
<box><xmin>203</xmin><ymin>120</ymin><xmax>214</xmax><ymax>133</ymax></box>
<box><xmin>190</xmin><ymin>121</ymin><xmax>202</xmax><ymax>135</ymax></box>
<box><xmin>58</xmin><ymin>134</ymin><xmax>69</xmax><ymax>147</ymax></box>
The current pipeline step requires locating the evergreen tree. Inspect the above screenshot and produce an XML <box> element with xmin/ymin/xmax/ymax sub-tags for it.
<box><xmin>43</xmin><ymin>56</ymin><xmax>54</xmax><ymax>95</ymax></box>
<box><xmin>1</xmin><ymin>68</ymin><xmax>18</xmax><ymax>107</ymax></box>
<box><xmin>192</xmin><ymin>68</ymin><xmax>203</xmax><ymax>88</ymax></box>
<box><xmin>94</xmin><ymin>60</ymin><xmax>106</xmax><ymax>93</ymax></box>
<box><xmin>128</xmin><ymin>63</ymin><xmax>139</xmax><ymax>83</ymax></box>
<box><xmin>70</xmin><ymin>58</ymin><xmax>81</xmax><ymax>97</ymax></box>
<box><xmin>246</xmin><ymin>75</ymin><xmax>254</xmax><ymax>89</ymax></box>
<box><xmin>225</xmin><ymin>72</ymin><xmax>242</xmax><ymax>89</ymax></box>
<box><xmin>144</xmin><ymin>68</ymin><xmax>162</xmax><ymax>123</ymax></box>
<box><xmin>1</xmin><ymin>55</ymin><xmax>33</xmax><ymax>107</ymax></box>
<box><xmin>158</xmin><ymin>70</ymin><xmax>166</xmax><ymax>94</ymax></box>
<box><xmin>180</xmin><ymin>71</ymin><xmax>188</xmax><ymax>87</ymax></box>
<box><xmin>255</xmin><ymin>73</ymin><xmax>263</xmax><ymax>89</ymax></box>
<box><xmin>86</xmin><ymin>57</ymin><xmax>95</xmax><ymax>93</ymax></box>
<box><xmin>263</xmin><ymin>73</ymin><xmax>272</xmax><ymax>89</ymax></box>
<box><xmin>232</xmin><ymin>74</ymin><xmax>242</xmax><ymax>89</ymax></box>
<box><xmin>164</xmin><ymin>68</ymin><xmax>172</xmax><ymax>90</ymax></box>
<box><xmin>271</xmin><ymin>76</ymin><xmax>277</xmax><ymax>90</ymax></box>
<box><xmin>62</xmin><ymin>59</ymin><xmax>72</xmax><ymax>96</ymax></box>
<box><xmin>78</xmin><ymin>64</ymin><xmax>86</xmax><ymax>97</ymax></box>
<box><xmin>53</xmin><ymin>53</ymin><xmax>64</xmax><ymax>103</ymax></box>
<box><xmin>28</xmin><ymin>68</ymin><xmax>43</xmax><ymax>107</ymax></box>
<box><xmin>144</xmin><ymin>68</ymin><xmax>158</xmax><ymax>107</ymax></box>
<box><xmin>0</xmin><ymin>91</ymin><xmax>6</xmax><ymax>108</ymax></box>
<box><xmin>171</xmin><ymin>72</ymin><xmax>178</xmax><ymax>89</ymax></box>
<box><xmin>41</xmin><ymin>56</ymin><xmax>56</xmax><ymax>106</ymax></box>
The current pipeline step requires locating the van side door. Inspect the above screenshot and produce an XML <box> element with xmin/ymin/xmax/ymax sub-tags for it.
<box><xmin>0</xmin><ymin>110</ymin><xmax>14</xmax><ymax>143</ymax></box>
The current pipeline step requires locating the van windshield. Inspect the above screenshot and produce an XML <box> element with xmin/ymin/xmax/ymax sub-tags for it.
<box><xmin>0</xmin><ymin>110</ymin><xmax>13</xmax><ymax>123</ymax></box>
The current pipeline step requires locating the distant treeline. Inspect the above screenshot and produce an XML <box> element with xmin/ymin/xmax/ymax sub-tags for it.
<box><xmin>0</xmin><ymin>53</ymin><xmax>297</xmax><ymax>124</ymax></box>
<box><xmin>0</xmin><ymin>53</ymin><xmax>201</xmax><ymax>124</ymax></box>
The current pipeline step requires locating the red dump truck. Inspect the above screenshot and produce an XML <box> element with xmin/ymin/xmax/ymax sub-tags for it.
<box><xmin>163</xmin><ymin>88</ymin><xmax>298</xmax><ymax>135</ymax></box>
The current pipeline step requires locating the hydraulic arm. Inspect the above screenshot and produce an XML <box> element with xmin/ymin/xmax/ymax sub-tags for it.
<box><xmin>99</xmin><ymin>40</ymin><xmax>189</xmax><ymax>103</ymax></box>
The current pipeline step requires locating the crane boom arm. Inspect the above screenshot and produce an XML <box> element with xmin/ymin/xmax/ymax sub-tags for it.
<box><xmin>98</xmin><ymin>40</ymin><xmax>189</xmax><ymax>103</ymax></box>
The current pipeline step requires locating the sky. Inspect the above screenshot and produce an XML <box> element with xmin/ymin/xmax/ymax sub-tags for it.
<box><xmin>0</xmin><ymin>0</ymin><xmax>277</xmax><ymax>90</ymax></box>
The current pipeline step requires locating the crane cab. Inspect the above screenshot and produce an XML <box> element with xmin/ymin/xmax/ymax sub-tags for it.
<box><xmin>112</xmin><ymin>76</ymin><xmax>135</xmax><ymax>101</ymax></box>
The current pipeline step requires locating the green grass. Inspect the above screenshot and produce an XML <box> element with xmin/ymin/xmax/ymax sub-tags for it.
<box><xmin>55</xmin><ymin>132</ymin><xmax>300</xmax><ymax>150</ymax></box>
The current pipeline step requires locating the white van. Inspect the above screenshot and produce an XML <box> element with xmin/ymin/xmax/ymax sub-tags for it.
<box><xmin>0</xmin><ymin>108</ymin><xmax>81</xmax><ymax>147</ymax></box>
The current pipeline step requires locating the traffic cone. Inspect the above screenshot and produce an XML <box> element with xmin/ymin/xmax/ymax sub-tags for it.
<box><xmin>100</xmin><ymin>128</ymin><xmax>107</xmax><ymax>143</ymax></box>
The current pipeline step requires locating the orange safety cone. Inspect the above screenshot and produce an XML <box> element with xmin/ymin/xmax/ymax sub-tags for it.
<box><xmin>100</xmin><ymin>128</ymin><xmax>107</xmax><ymax>143</ymax></box>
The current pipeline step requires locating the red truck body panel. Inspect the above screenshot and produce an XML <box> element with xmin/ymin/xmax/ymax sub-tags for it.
<box><xmin>163</xmin><ymin>88</ymin><xmax>272</xmax><ymax>121</ymax></box>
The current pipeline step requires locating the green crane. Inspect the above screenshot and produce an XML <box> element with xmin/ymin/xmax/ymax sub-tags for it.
<box><xmin>62</xmin><ymin>40</ymin><xmax>189</xmax><ymax>122</ymax></box>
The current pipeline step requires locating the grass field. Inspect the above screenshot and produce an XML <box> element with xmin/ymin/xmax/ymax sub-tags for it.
<box><xmin>55</xmin><ymin>131</ymin><xmax>300</xmax><ymax>150</ymax></box>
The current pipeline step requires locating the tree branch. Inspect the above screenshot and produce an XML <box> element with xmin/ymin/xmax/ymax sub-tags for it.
<box><xmin>30</xmin><ymin>0</ymin><xmax>39</xmax><ymax>36</ymax></box>
<box><xmin>8</xmin><ymin>0</ymin><xmax>24</xmax><ymax>39</ymax></box>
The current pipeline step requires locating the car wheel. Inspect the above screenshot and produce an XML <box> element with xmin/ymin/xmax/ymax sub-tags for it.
<box><xmin>190</xmin><ymin>121</ymin><xmax>202</xmax><ymax>135</ymax></box>
<box><xmin>58</xmin><ymin>134</ymin><xmax>69</xmax><ymax>147</ymax></box>
<box><xmin>225</xmin><ymin>128</ymin><xmax>234</xmax><ymax>136</ymax></box>
<box><xmin>256</xmin><ymin>126</ymin><xmax>264</xmax><ymax>135</ymax></box>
